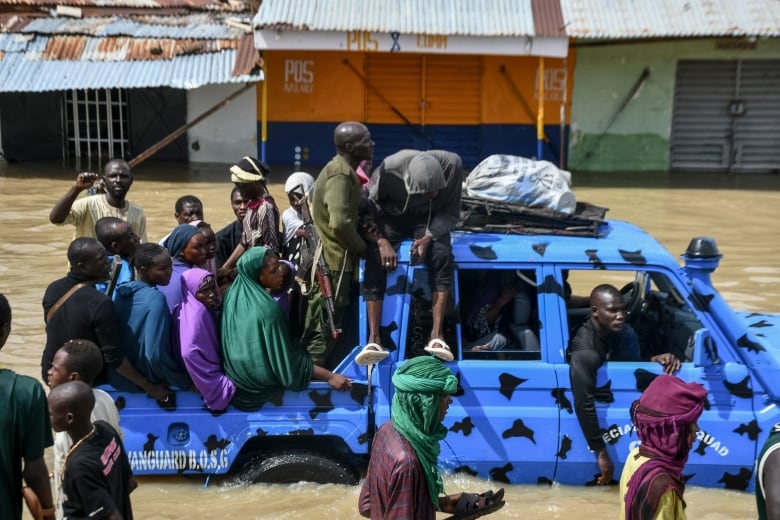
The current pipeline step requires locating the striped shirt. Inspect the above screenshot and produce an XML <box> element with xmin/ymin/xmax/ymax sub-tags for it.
<box><xmin>359</xmin><ymin>421</ymin><xmax>435</xmax><ymax>520</ymax></box>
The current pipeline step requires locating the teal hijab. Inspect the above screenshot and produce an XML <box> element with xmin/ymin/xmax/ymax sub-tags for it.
<box><xmin>391</xmin><ymin>356</ymin><xmax>458</xmax><ymax>509</ymax></box>
<box><xmin>221</xmin><ymin>246</ymin><xmax>312</xmax><ymax>411</ymax></box>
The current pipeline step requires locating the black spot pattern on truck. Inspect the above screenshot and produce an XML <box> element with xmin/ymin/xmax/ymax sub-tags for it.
<box><xmin>538</xmin><ymin>274</ymin><xmax>564</xmax><ymax>297</ymax></box>
<box><xmin>450</xmin><ymin>417</ymin><xmax>474</xmax><ymax>436</ymax></box>
<box><xmin>724</xmin><ymin>375</ymin><xmax>753</xmax><ymax>399</ymax></box>
<box><xmin>745</xmin><ymin>312</ymin><xmax>764</xmax><ymax>319</ymax></box>
<box><xmin>532</xmin><ymin>242</ymin><xmax>548</xmax><ymax>256</ymax></box>
<box><xmin>556</xmin><ymin>435</ymin><xmax>572</xmax><ymax>459</ymax></box>
<box><xmin>175</xmin><ymin>452</ymin><xmax>202</xmax><ymax>474</ymax></box>
<box><xmin>114</xmin><ymin>396</ymin><xmax>126</xmax><ymax>412</ymax></box>
<box><xmin>256</xmin><ymin>428</ymin><xmax>267</xmax><ymax>436</ymax></box>
<box><xmin>204</xmin><ymin>435</ymin><xmax>230</xmax><ymax>454</ymax></box>
<box><xmin>350</xmin><ymin>383</ymin><xmax>368</xmax><ymax>405</ymax></box>
<box><xmin>694</xmin><ymin>438</ymin><xmax>708</xmax><ymax>456</ymax></box>
<box><xmin>499</xmin><ymin>373</ymin><xmax>528</xmax><ymax>400</ymax></box>
<box><xmin>749</xmin><ymin>319</ymin><xmax>773</xmax><ymax>328</ymax></box>
<box><xmin>718</xmin><ymin>467</ymin><xmax>752</xmax><ymax>491</ymax></box>
<box><xmin>585</xmin><ymin>249</ymin><xmax>606</xmax><ymax>270</ymax></box>
<box><xmin>385</xmin><ymin>275</ymin><xmax>408</xmax><ymax>296</ymax></box>
<box><xmin>594</xmin><ymin>379</ymin><xmax>614</xmax><ymax>403</ymax></box>
<box><xmin>602</xmin><ymin>423</ymin><xmax>621</xmax><ymax>445</ymax></box>
<box><xmin>469</xmin><ymin>244</ymin><xmax>497</xmax><ymax>260</ymax></box>
<box><xmin>737</xmin><ymin>333</ymin><xmax>766</xmax><ymax>353</ymax></box>
<box><xmin>551</xmin><ymin>388</ymin><xmax>573</xmax><ymax>413</ymax></box>
<box><xmin>618</xmin><ymin>249</ymin><xmax>647</xmax><ymax>265</ymax></box>
<box><xmin>689</xmin><ymin>288</ymin><xmax>714</xmax><ymax>312</ymax></box>
<box><xmin>683</xmin><ymin>473</ymin><xmax>695</xmax><ymax>483</ymax></box>
<box><xmin>704</xmin><ymin>335</ymin><xmax>719</xmax><ymax>364</ymax></box>
<box><xmin>288</xmin><ymin>428</ymin><xmax>314</xmax><ymax>436</ymax></box>
<box><xmin>634</xmin><ymin>368</ymin><xmax>659</xmax><ymax>392</ymax></box>
<box><xmin>308</xmin><ymin>390</ymin><xmax>334</xmax><ymax>419</ymax></box>
<box><xmin>490</xmin><ymin>462</ymin><xmax>514</xmax><ymax>483</ymax></box>
<box><xmin>733</xmin><ymin>420</ymin><xmax>762</xmax><ymax>441</ymax></box>
<box><xmin>380</xmin><ymin>321</ymin><xmax>399</xmax><ymax>353</ymax></box>
<box><xmin>454</xmin><ymin>465</ymin><xmax>479</xmax><ymax>477</ymax></box>
<box><xmin>144</xmin><ymin>433</ymin><xmax>158</xmax><ymax>453</ymax></box>
<box><xmin>358</xmin><ymin>432</ymin><xmax>369</xmax><ymax>444</ymax></box>
<box><xmin>453</xmin><ymin>372</ymin><xmax>465</xmax><ymax>397</ymax></box>
<box><xmin>538</xmin><ymin>476</ymin><xmax>554</xmax><ymax>486</ymax></box>
<box><xmin>502</xmin><ymin>419</ymin><xmax>536</xmax><ymax>444</ymax></box>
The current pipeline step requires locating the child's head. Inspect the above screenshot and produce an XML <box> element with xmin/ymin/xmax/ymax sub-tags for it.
<box><xmin>195</xmin><ymin>274</ymin><xmax>220</xmax><ymax>310</ymax></box>
<box><xmin>47</xmin><ymin>339</ymin><xmax>104</xmax><ymax>388</ymax></box>
<box><xmin>270</xmin><ymin>261</ymin><xmax>294</xmax><ymax>296</ymax></box>
<box><xmin>48</xmin><ymin>380</ymin><xmax>95</xmax><ymax>434</ymax></box>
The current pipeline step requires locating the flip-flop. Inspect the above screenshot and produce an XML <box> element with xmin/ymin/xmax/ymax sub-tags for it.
<box><xmin>444</xmin><ymin>488</ymin><xmax>506</xmax><ymax>520</ymax></box>
<box><xmin>424</xmin><ymin>338</ymin><xmax>454</xmax><ymax>362</ymax></box>
<box><xmin>355</xmin><ymin>342</ymin><xmax>389</xmax><ymax>366</ymax></box>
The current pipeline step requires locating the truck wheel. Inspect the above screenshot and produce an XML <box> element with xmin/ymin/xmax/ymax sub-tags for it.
<box><xmin>238</xmin><ymin>450</ymin><xmax>359</xmax><ymax>485</ymax></box>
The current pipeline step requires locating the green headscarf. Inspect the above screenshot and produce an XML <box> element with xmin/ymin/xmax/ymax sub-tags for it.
<box><xmin>221</xmin><ymin>246</ymin><xmax>313</xmax><ymax>411</ymax></box>
<box><xmin>391</xmin><ymin>356</ymin><xmax>458</xmax><ymax>509</ymax></box>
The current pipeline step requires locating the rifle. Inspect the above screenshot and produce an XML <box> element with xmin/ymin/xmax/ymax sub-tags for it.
<box><xmin>290</xmin><ymin>187</ymin><xmax>342</xmax><ymax>340</ymax></box>
<box><xmin>104</xmin><ymin>255</ymin><xmax>122</xmax><ymax>298</ymax></box>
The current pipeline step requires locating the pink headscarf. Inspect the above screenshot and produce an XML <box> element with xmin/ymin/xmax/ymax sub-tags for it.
<box><xmin>624</xmin><ymin>375</ymin><xmax>707</xmax><ymax>520</ymax></box>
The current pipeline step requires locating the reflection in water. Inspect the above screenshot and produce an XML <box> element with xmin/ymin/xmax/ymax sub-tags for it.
<box><xmin>2</xmin><ymin>161</ymin><xmax>774</xmax><ymax>519</ymax></box>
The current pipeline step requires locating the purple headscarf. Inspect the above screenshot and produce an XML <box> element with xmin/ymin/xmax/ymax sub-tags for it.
<box><xmin>174</xmin><ymin>268</ymin><xmax>235</xmax><ymax>411</ymax></box>
<box><xmin>624</xmin><ymin>374</ymin><xmax>707</xmax><ymax>520</ymax></box>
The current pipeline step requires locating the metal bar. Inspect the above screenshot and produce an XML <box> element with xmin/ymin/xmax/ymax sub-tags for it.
<box><xmin>128</xmin><ymin>82</ymin><xmax>257</xmax><ymax>168</ymax></box>
<box><xmin>537</xmin><ymin>58</ymin><xmax>545</xmax><ymax>160</ymax></box>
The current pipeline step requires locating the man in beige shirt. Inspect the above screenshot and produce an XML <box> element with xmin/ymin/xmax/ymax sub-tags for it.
<box><xmin>50</xmin><ymin>158</ymin><xmax>147</xmax><ymax>242</ymax></box>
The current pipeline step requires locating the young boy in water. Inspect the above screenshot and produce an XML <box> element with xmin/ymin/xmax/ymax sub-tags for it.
<box><xmin>49</xmin><ymin>380</ymin><xmax>135</xmax><ymax>520</ymax></box>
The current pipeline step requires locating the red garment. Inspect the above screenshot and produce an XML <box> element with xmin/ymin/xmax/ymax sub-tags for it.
<box><xmin>240</xmin><ymin>196</ymin><xmax>280</xmax><ymax>253</ymax></box>
<box><xmin>358</xmin><ymin>421</ymin><xmax>435</xmax><ymax>520</ymax></box>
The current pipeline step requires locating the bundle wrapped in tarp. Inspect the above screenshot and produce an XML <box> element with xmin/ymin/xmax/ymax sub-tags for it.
<box><xmin>464</xmin><ymin>154</ymin><xmax>576</xmax><ymax>215</ymax></box>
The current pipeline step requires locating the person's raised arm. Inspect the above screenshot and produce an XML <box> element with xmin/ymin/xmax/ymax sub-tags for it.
<box><xmin>50</xmin><ymin>172</ymin><xmax>97</xmax><ymax>224</ymax></box>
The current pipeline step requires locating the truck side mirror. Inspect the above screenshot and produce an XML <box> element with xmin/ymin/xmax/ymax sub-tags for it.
<box><xmin>692</xmin><ymin>328</ymin><xmax>719</xmax><ymax>367</ymax></box>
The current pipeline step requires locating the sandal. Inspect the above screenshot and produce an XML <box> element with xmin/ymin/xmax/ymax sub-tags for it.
<box><xmin>355</xmin><ymin>342</ymin><xmax>389</xmax><ymax>366</ymax></box>
<box><xmin>424</xmin><ymin>338</ymin><xmax>454</xmax><ymax>362</ymax></box>
<box><xmin>444</xmin><ymin>488</ymin><xmax>506</xmax><ymax>520</ymax></box>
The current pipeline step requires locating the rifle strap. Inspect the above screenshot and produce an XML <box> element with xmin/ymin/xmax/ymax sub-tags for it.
<box><xmin>46</xmin><ymin>282</ymin><xmax>88</xmax><ymax>323</ymax></box>
<box><xmin>333</xmin><ymin>250</ymin><xmax>348</xmax><ymax>299</ymax></box>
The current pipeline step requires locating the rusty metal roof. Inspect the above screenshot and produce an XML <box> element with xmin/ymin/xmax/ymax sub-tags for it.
<box><xmin>253</xmin><ymin>0</ymin><xmax>564</xmax><ymax>37</ymax></box>
<box><xmin>561</xmin><ymin>0</ymin><xmax>780</xmax><ymax>39</ymax></box>
<box><xmin>0</xmin><ymin>47</ymin><xmax>260</xmax><ymax>91</ymax></box>
<box><xmin>0</xmin><ymin>2</ymin><xmax>262</xmax><ymax>91</ymax></box>
<box><xmin>0</xmin><ymin>0</ymin><xmax>250</xmax><ymax>10</ymax></box>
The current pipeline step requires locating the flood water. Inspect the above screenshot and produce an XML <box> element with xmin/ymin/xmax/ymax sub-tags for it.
<box><xmin>2</xmin><ymin>160</ymin><xmax>779</xmax><ymax>519</ymax></box>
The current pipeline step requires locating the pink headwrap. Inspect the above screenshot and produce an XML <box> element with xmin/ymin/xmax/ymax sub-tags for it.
<box><xmin>624</xmin><ymin>375</ymin><xmax>707</xmax><ymax>520</ymax></box>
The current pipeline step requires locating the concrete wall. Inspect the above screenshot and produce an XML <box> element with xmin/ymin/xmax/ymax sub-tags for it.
<box><xmin>186</xmin><ymin>84</ymin><xmax>258</xmax><ymax>163</ymax></box>
<box><xmin>568</xmin><ymin>38</ymin><xmax>780</xmax><ymax>172</ymax></box>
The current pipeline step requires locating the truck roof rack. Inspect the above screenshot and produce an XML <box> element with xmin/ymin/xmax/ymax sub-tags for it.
<box><xmin>458</xmin><ymin>196</ymin><xmax>609</xmax><ymax>237</ymax></box>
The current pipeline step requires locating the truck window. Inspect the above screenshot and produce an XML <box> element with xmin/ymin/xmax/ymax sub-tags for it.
<box><xmin>564</xmin><ymin>269</ymin><xmax>701</xmax><ymax>363</ymax></box>
<box><xmin>457</xmin><ymin>268</ymin><xmax>541</xmax><ymax>360</ymax></box>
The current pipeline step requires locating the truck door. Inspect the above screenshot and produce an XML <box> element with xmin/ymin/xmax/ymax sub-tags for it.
<box><xmin>421</xmin><ymin>265</ymin><xmax>559</xmax><ymax>484</ymax></box>
<box><xmin>551</xmin><ymin>267</ymin><xmax>758</xmax><ymax>489</ymax></box>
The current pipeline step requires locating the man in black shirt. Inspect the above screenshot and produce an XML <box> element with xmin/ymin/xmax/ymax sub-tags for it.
<box><xmin>42</xmin><ymin>238</ymin><xmax>169</xmax><ymax>401</ymax></box>
<box><xmin>49</xmin><ymin>380</ymin><xmax>135</xmax><ymax>520</ymax></box>
<box><xmin>568</xmin><ymin>284</ymin><xmax>680</xmax><ymax>486</ymax></box>
<box><xmin>215</xmin><ymin>186</ymin><xmax>247</xmax><ymax>269</ymax></box>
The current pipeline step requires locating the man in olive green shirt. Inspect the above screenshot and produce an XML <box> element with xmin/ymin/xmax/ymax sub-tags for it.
<box><xmin>302</xmin><ymin>122</ymin><xmax>372</xmax><ymax>366</ymax></box>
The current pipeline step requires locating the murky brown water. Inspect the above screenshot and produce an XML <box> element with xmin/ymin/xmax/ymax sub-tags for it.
<box><xmin>2</xmin><ymin>160</ymin><xmax>778</xmax><ymax>519</ymax></box>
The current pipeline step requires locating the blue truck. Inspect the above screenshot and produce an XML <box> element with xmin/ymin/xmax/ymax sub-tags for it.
<box><xmin>103</xmin><ymin>202</ymin><xmax>780</xmax><ymax>491</ymax></box>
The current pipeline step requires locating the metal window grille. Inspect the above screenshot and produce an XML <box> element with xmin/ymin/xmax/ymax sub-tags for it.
<box><xmin>63</xmin><ymin>88</ymin><xmax>129</xmax><ymax>165</ymax></box>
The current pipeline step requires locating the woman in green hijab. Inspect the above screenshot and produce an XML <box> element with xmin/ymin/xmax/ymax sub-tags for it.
<box><xmin>221</xmin><ymin>246</ymin><xmax>350</xmax><ymax>411</ymax></box>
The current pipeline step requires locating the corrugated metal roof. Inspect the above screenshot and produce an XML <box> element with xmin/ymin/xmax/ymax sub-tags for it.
<box><xmin>19</xmin><ymin>14</ymin><xmax>249</xmax><ymax>39</ymax></box>
<box><xmin>561</xmin><ymin>0</ymin><xmax>780</xmax><ymax>39</ymax></box>
<box><xmin>0</xmin><ymin>48</ymin><xmax>262</xmax><ymax>91</ymax></box>
<box><xmin>254</xmin><ymin>0</ymin><xmax>547</xmax><ymax>37</ymax></box>
<box><xmin>0</xmin><ymin>0</ymin><xmax>249</xmax><ymax>10</ymax></box>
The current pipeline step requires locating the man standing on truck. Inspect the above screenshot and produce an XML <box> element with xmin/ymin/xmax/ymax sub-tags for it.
<box><xmin>301</xmin><ymin>122</ymin><xmax>371</xmax><ymax>366</ymax></box>
<box><xmin>359</xmin><ymin>356</ymin><xmax>505</xmax><ymax>519</ymax></box>
<box><xmin>356</xmin><ymin>150</ymin><xmax>465</xmax><ymax>365</ymax></box>
<box><xmin>568</xmin><ymin>284</ymin><xmax>681</xmax><ymax>486</ymax></box>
